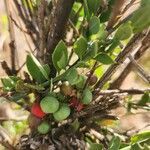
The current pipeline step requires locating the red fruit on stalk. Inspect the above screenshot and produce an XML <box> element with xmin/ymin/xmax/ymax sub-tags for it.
<box><xmin>69</xmin><ymin>97</ymin><xmax>79</xmax><ymax>107</ymax></box>
<box><xmin>76</xmin><ymin>103</ymin><xmax>84</xmax><ymax>112</ymax></box>
<box><xmin>31</xmin><ymin>103</ymin><xmax>46</xmax><ymax>118</ymax></box>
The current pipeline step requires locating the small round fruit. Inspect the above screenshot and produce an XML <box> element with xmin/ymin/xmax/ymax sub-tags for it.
<box><xmin>60</xmin><ymin>83</ymin><xmax>73</xmax><ymax>96</ymax></box>
<box><xmin>53</xmin><ymin>104</ymin><xmax>71</xmax><ymax>121</ymax></box>
<box><xmin>69</xmin><ymin>97</ymin><xmax>79</xmax><ymax>107</ymax></box>
<box><xmin>88</xmin><ymin>75</ymin><xmax>98</xmax><ymax>86</ymax></box>
<box><xmin>37</xmin><ymin>121</ymin><xmax>50</xmax><ymax>134</ymax></box>
<box><xmin>40</xmin><ymin>96</ymin><xmax>59</xmax><ymax>113</ymax></box>
<box><xmin>31</xmin><ymin>103</ymin><xmax>46</xmax><ymax>118</ymax></box>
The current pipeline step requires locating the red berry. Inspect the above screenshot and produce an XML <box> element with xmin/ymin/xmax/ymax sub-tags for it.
<box><xmin>69</xmin><ymin>97</ymin><xmax>79</xmax><ymax>108</ymax></box>
<box><xmin>31</xmin><ymin>103</ymin><xmax>46</xmax><ymax>118</ymax></box>
<box><xmin>76</xmin><ymin>103</ymin><xmax>84</xmax><ymax>112</ymax></box>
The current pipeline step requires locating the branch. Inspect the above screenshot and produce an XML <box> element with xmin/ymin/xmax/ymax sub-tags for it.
<box><xmin>96</xmin><ymin>88</ymin><xmax>150</xmax><ymax>96</ymax></box>
<box><xmin>110</xmin><ymin>31</ymin><xmax>150</xmax><ymax>89</ymax></box>
<box><xmin>37</xmin><ymin>0</ymin><xmax>46</xmax><ymax>62</ymax></box>
<box><xmin>128</xmin><ymin>55</ymin><xmax>150</xmax><ymax>83</ymax></box>
<box><xmin>93</xmin><ymin>32</ymin><xmax>147</xmax><ymax>94</ymax></box>
<box><xmin>4</xmin><ymin>0</ymin><xmax>17</xmax><ymax>74</ymax></box>
<box><xmin>107</xmin><ymin>0</ymin><xmax>126</xmax><ymax>30</ymax></box>
<box><xmin>45</xmin><ymin>0</ymin><xmax>75</xmax><ymax>66</ymax></box>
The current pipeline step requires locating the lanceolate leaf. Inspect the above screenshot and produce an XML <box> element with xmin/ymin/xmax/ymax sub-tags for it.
<box><xmin>26</xmin><ymin>53</ymin><xmax>49</xmax><ymax>83</ymax></box>
<box><xmin>89</xmin><ymin>16</ymin><xmax>100</xmax><ymax>35</ymax></box>
<box><xmin>95</xmin><ymin>53</ymin><xmax>114</xmax><ymax>64</ymax></box>
<box><xmin>74</xmin><ymin>36</ymin><xmax>87</xmax><ymax>60</ymax></box>
<box><xmin>52</xmin><ymin>40</ymin><xmax>68</xmax><ymax>71</ymax></box>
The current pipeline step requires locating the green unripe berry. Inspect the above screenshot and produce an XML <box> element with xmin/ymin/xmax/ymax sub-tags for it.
<box><xmin>53</xmin><ymin>104</ymin><xmax>70</xmax><ymax>121</ymax></box>
<box><xmin>37</xmin><ymin>122</ymin><xmax>50</xmax><ymax>134</ymax></box>
<box><xmin>40</xmin><ymin>96</ymin><xmax>59</xmax><ymax>113</ymax></box>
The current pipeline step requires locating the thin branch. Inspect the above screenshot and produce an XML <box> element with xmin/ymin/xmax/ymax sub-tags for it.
<box><xmin>128</xmin><ymin>55</ymin><xmax>150</xmax><ymax>83</ymax></box>
<box><xmin>45</xmin><ymin>0</ymin><xmax>75</xmax><ymax>64</ymax></box>
<box><xmin>83</xmin><ymin>61</ymin><xmax>98</xmax><ymax>89</ymax></box>
<box><xmin>96</xmin><ymin>88</ymin><xmax>150</xmax><ymax>96</ymax></box>
<box><xmin>37</xmin><ymin>0</ymin><xmax>46</xmax><ymax>62</ymax></box>
<box><xmin>5</xmin><ymin>0</ymin><xmax>17</xmax><ymax>74</ymax></box>
<box><xmin>1</xmin><ymin>61</ymin><xmax>13</xmax><ymax>76</ymax></box>
<box><xmin>93</xmin><ymin>32</ymin><xmax>147</xmax><ymax>95</ymax></box>
<box><xmin>121</xmin><ymin>0</ymin><xmax>136</xmax><ymax>14</ymax></box>
<box><xmin>107</xmin><ymin>0</ymin><xmax>126</xmax><ymax>30</ymax></box>
<box><xmin>110</xmin><ymin>31</ymin><xmax>150</xmax><ymax>89</ymax></box>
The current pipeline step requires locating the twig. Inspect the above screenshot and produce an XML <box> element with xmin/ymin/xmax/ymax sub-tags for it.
<box><xmin>93</xmin><ymin>32</ymin><xmax>146</xmax><ymax>95</ymax></box>
<box><xmin>4</xmin><ymin>0</ymin><xmax>17</xmax><ymax>75</ymax></box>
<box><xmin>1</xmin><ymin>61</ymin><xmax>13</xmax><ymax>76</ymax></box>
<box><xmin>96</xmin><ymin>88</ymin><xmax>150</xmax><ymax>96</ymax></box>
<box><xmin>109</xmin><ymin>31</ymin><xmax>150</xmax><ymax>89</ymax></box>
<box><xmin>121</xmin><ymin>0</ymin><xmax>136</xmax><ymax>15</ymax></box>
<box><xmin>69</xmin><ymin>19</ymin><xmax>80</xmax><ymax>36</ymax></box>
<box><xmin>83</xmin><ymin>61</ymin><xmax>98</xmax><ymax>89</ymax></box>
<box><xmin>45</xmin><ymin>0</ymin><xmax>75</xmax><ymax>65</ymax></box>
<box><xmin>107</xmin><ymin>0</ymin><xmax>126</xmax><ymax>30</ymax></box>
<box><xmin>128</xmin><ymin>55</ymin><xmax>150</xmax><ymax>83</ymax></box>
<box><xmin>37</xmin><ymin>0</ymin><xmax>46</xmax><ymax>62</ymax></box>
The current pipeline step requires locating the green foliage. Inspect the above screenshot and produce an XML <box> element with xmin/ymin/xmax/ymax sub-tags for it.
<box><xmin>114</xmin><ymin>22</ymin><xmax>133</xmax><ymax>41</ymax></box>
<box><xmin>130</xmin><ymin>4</ymin><xmax>150</xmax><ymax>33</ymax></box>
<box><xmin>89</xmin><ymin>16</ymin><xmax>100</xmax><ymax>35</ymax></box>
<box><xmin>95</xmin><ymin>53</ymin><xmax>114</xmax><ymax>65</ymax></box>
<box><xmin>52</xmin><ymin>40</ymin><xmax>68</xmax><ymax>72</ymax></box>
<box><xmin>87</xmin><ymin>0</ymin><xmax>101</xmax><ymax>15</ymax></box>
<box><xmin>26</xmin><ymin>53</ymin><xmax>49</xmax><ymax>83</ymax></box>
<box><xmin>74</xmin><ymin>36</ymin><xmax>87</xmax><ymax>59</ymax></box>
<box><xmin>108</xmin><ymin>136</ymin><xmax>121</xmax><ymax>150</ymax></box>
<box><xmin>81</xmin><ymin>88</ymin><xmax>93</xmax><ymax>104</ymax></box>
<box><xmin>138</xmin><ymin>92</ymin><xmax>150</xmax><ymax>106</ymax></box>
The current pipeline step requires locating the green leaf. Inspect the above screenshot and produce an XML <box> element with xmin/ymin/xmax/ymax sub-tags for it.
<box><xmin>71</xmin><ymin>119</ymin><xmax>80</xmax><ymax>131</ymax></box>
<box><xmin>75</xmin><ymin>61</ymin><xmax>90</xmax><ymax>68</ymax></box>
<box><xmin>130</xmin><ymin>5</ymin><xmax>150</xmax><ymax>33</ymax></box>
<box><xmin>74</xmin><ymin>36</ymin><xmax>87</xmax><ymax>59</ymax></box>
<box><xmin>81</xmin><ymin>88</ymin><xmax>93</xmax><ymax>104</ymax></box>
<box><xmin>26</xmin><ymin>53</ymin><xmax>49</xmax><ymax>83</ymax></box>
<box><xmin>131</xmin><ymin>143</ymin><xmax>143</xmax><ymax>150</ymax></box>
<box><xmin>131</xmin><ymin>131</ymin><xmax>150</xmax><ymax>144</ymax></box>
<box><xmin>83</xmin><ymin>0</ymin><xmax>90</xmax><ymax>20</ymax></box>
<box><xmin>138</xmin><ymin>92</ymin><xmax>150</xmax><ymax>106</ymax></box>
<box><xmin>43</xmin><ymin>64</ymin><xmax>50</xmax><ymax>76</ymax></box>
<box><xmin>1</xmin><ymin>76</ymin><xmax>20</xmax><ymax>91</ymax></box>
<box><xmin>89</xmin><ymin>16</ymin><xmax>100</xmax><ymax>35</ymax></box>
<box><xmin>95</xmin><ymin>53</ymin><xmax>114</xmax><ymax>64</ymax></box>
<box><xmin>87</xmin><ymin>0</ymin><xmax>100</xmax><ymax>14</ymax></box>
<box><xmin>65</xmin><ymin>68</ymin><xmax>79</xmax><ymax>85</ymax></box>
<box><xmin>83</xmin><ymin>41</ymin><xmax>98</xmax><ymax>61</ymax></box>
<box><xmin>52</xmin><ymin>40</ymin><xmax>68</xmax><ymax>71</ymax></box>
<box><xmin>114</xmin><ymin>22</ymin><xmax>132</xmax><ymax>41</ymax></box>
<box><xmin>89</xmin><ymin>143</ymin><xmax>103</xmax><ymax>150</ymax></box>
<box><xmin>108</xmin><ymin>136</ymin><xmax>121</xmax><ymax>150</ymax></box>
<box><xmin>141</xmin><ymin>0</ymin><xmax>150</xmax><ymax>6</ymax></box>
<box><xmin>1</xmin><ymin>78</ymin><xmax>15</xmax><ymax>91</ymax></box>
